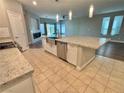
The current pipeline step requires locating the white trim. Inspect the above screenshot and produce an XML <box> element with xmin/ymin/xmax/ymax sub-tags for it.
<box><xmin>109</xmin><ymin>39</ymin><xmax>124</xmax><ymax>43</ymax></box>
<box><xmin>76</xmin><ymin>56</ymin><xmax>96</xmax><ymax>71</ymax></box>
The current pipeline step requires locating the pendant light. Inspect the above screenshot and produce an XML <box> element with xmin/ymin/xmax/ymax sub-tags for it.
<box><xmin>89</xmin><ymin>4</ymin><xmax>94</xmax><ymax>18</ymax></box>
<box><xmin>56</xmin><ymin>14</ymin><xmax>59</xmax><ymax>22</ymax></box>
<box><xmin>69</xmin><ymin>10</ymin><xmax>72</xmax><ymax>20</ymax></box>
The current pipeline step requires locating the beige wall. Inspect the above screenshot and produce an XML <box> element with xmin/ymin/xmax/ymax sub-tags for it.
<box><xmin>65</xmin><ymin>11</ymin><xmax>124</xmax><ymax>41</ymax></box>
<box><xmin>0</xmin><ymin>0</ymin><xmax>29</xmax><ymax>45</ymax></box>
<box><xmin>24</xmin><ymin>10</ymin><xmax>41</xmax><ymax>44</ymax></box>
<box><xmin>0</xmin><ymin>0</ymin><xmax>9</xmax><ymax>27</ymax></box>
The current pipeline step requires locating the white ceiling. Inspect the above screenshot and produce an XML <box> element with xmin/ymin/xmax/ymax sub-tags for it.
<box><xmin>17</xmin><ymin>0</ymin><xmax>124</xmax><ymax>19</ymax></box>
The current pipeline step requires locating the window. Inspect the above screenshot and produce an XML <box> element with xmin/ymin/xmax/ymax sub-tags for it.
<box><xmin>56</xmin><ymin>23</ymin><xmax>60</xmax><ymax>34</ymax></box>
<box><xmin>56</xmin><ymin>23</ymin><xmax>66</xmax><ymax>36</ymax></box>
<box><xmin>111</xmin><ymin>16</ymin><xmax>124</xmax><ymax>36</ymax></box>
<box><xmin>40</xmin><ymin>24</ymin><xmax>45</xmax><ymax>34</ymax></box>
<box><xmin>46</xmin><ymin>24</ymin><xmax>55</xmax><ymax>37</ymax></box>
<box><xmin>101</xmin><ymin>17</ymin><xmax>111</xmax><ymax>35</ymax></box>
<box><xmin>61</xmin><ymin>23</ymin><xmax>66</xmax><ymax>35</ymax></box>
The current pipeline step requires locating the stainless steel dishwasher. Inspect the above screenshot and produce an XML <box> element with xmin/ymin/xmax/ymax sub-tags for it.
<box><xmin>57</xmin><ymin>41</ymin><xmax>67</xmax><ymax>60</ymax></box>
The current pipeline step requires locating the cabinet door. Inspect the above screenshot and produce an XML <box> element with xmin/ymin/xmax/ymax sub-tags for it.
<box><xmin>2</xmin><ymin>77</ymin><xmax>34</xmax><ymax>93</ymax></box>
<box><xmin>42</xmin><ymin>37</ymin><xmax>46</xmax><ymax>48</ymax></box>
<box><xmin>67</xmin><ymin>44</ymin><xmax>78</xmax><ymax>65</ymax></box>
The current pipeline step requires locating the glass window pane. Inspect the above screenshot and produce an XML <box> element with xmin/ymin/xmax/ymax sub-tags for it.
<box><xmin>101</xmin><ymin>17</ymin><xmax>111</xmax><ymax>35</ymax></box>
<box><xmin>57</xmin><ymin>23</ymin><xmax>60</xmax><ymax>34</ymax></box>
<box><xmin>47</xmin><ymin>24</ymin><xmax>55</xmax><ymax>37</ymax></box>
<box><xmin>111</xmin><ymin>16</ymin><xmax>124</xmax><ymax>36</ymax></box>
<box><xmin>61</xmin><ymin>24</ymin><xmax>66</xmax><ymax>35</ymax></box>
<box><xmin>40</xmin><ymin>24</ymin><xmax>45</xmax><ymax>34</ymax></box>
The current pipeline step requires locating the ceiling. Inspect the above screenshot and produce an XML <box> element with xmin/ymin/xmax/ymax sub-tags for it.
<box><xmin>17</xmin><ymin>0</ymin><xmax>124</xmax><ymax>19</ymax></box>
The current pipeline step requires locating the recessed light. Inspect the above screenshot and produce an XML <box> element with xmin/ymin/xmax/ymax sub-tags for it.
<box><xmin>32</xmin><ymin>1</ymin><xmax>37</xmax><ymax>6</ymax></box>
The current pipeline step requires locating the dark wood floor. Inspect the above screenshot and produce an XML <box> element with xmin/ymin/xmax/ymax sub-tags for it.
<box><xmin>97</xmin><ymin>42</ymin><xmax>124</xmax><ymax>61</ymax></box>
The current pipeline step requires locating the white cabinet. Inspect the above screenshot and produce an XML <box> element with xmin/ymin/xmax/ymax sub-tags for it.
<box><xmin>42</xmin><ymin>37</ymin><xmax>57</xmax><ymax>56</ymax></box>
<box><xmin>67</xmin><ymin>44</ymin><xmax>78</xmax><ymax>65</ymax></box>
<box><xmin>1</xmin><ymin>76</ymin><xmax>35</xmax><ymax>93</ymax></box>
<box><xmin>42</xmin><ymin>37</ymin><xmax>46</xmax><ymax>48</ymax></box>
<box><xmin>45</xmin><ymin>43</ymin><xmax>57</xmax><ymax>56</ymax></box>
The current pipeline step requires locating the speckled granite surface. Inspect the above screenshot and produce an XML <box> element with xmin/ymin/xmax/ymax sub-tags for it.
<box><xmin>56</xmin><ymin>36</ymin><xmax>108</xmax><ymax>49</ymax></box>
<box><xmin>0</xmin><ymin>37</ymin><xmax>13</xmax><ymax>44</ymax></box>
<box><xmin>0</xmin><ymin>48</ymin><xmax>33</xmax><ymax>87</ymax></box>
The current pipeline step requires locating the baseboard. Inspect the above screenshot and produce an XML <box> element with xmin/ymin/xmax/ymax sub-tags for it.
<box><xmin>76</xmin><ymin>56</ymin><xmax>96</xmax><ymax>71</ymax></box>
<box><xmin>109</xmin><ymin>39</ymin><xmax>124</xmax><ymax>43</ymax></box>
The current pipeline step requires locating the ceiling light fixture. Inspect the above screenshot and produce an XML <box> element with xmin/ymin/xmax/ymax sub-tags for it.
<box><xmin>32</xmin><ymin>1</ymin><xmax>37</xmax><ymax>6</ymax></box>
<box><xmin>69</xmin><ymin>10</ymin><xmax>72</xmax><ymax>20</ymax></box>
<box><xmin>56</xmin><ymin>14</ymin><xmax>59</xmax><ymax>22</ymax></box>
<box><xmin>89</xmin><ymin>4</ymin><xmax>94</xmax><ymax>18</ymax></box>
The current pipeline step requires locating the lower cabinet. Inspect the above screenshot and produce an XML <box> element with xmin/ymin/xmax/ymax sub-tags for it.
<box><xmin>67</xmin><ymin>44</ymin><xmax>78</xmax><ymax>66</ymax></box>
<box><xmin>1</xmin><ymin>75</ymin><xmax>35</xmax><ymax>93</ymax></box>
<box><xmin>45</xmin><ymin>43</ymin><xmax>57</xmax><ymax>56</ymax></box>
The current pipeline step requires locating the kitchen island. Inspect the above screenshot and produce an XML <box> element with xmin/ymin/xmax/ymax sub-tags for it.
<box><xmin>56</xmin><ymin>36</ymin><xmax>108</xmax><ymax>70</ymax></box>
<box><xmin>0</xmin><ymin>48</ymin><xmax>34</xmax><ymax>93</ymax></box>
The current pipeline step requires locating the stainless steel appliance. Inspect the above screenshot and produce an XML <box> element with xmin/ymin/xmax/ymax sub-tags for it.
<box><xmin>57</xmin><ymin>41</ymin><xmax>67</xmax><ymax>60</ymax></box>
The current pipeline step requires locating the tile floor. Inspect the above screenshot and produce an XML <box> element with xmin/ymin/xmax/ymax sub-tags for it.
<box><xmin>23</xmin><ymin>48</ymin><xmax>124</xmax><ymax>93</ymax></box>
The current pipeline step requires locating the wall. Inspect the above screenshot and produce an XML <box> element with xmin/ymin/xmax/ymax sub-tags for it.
<box><xmin>0</xmin><ymin>0</ymin><xmax>29</xmax><ymax>47</ymax></box>
<box><xmin>40</xmin><ymin>18</ymin><xmax>56</xmax><ymax>24</ymax></box>
<box><xmin>65</xmin><ymin>11</ymin><xmax>124</xmax><ymax>41</ymax></box>
<box><xmin>24</xmin><ymin>10</ymin><xmax>41</xmax><ymax>44</ymax></box>
<box><xmin>0</xmin><ymin>0</ymin><xmax>9</xmax><ymax>27</ymax></box>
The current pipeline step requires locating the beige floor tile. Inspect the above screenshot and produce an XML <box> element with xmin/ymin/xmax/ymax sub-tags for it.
<box><xmin>64</xmin><ymin>65</ymin><xmax>75</xmax><ymax>72</ymax></box>
<box><xmin>39</xmin><ymin>79</ymin><xmax>52</xmax><ymax>93</ymax></box>
<box><xmin>48</xmin><ymin>74</ymin><xmax>62</xmax><ymax>84</ymax></box>
<box><xmin>33</xmin><ymin>74</ymin><xmax>47</xmax><ymax>84</ymax></box>
<box><xmin>107</xmin><ymin>80</ymin><xmax>124</xmax><ymax>93</ymax></box>
<box><xmin>43</xmin><ymin>69</ymin><xmax>54</xmax><ymax>78</ymax></box>
<box><xmin>50</xmin><ymin>66</ymin><xmax>62</xmax><ymax>73</ymax></box>
<box><xmin>94</xmin><ymin>74</ymin><xmax>109</xmax><ymax>86</ymax></box>
<box><xmin>47</xmin><ymin>86</ymin><xmax>60</xmax><ymax>93</ymax></box>
<box><xmin>23</xmin><ymin>49</ymin><xmax>124</xmax><ymax>93</ymax></box>
<box><xmin>63</xmin><ymin>86</ymin><xmax>78</xmax><ymax>93</ymax></box>
<box><xmin>98</xmin><ymin>66</ymin><xmax>112</xmax><ymax>75</ymax></box>
<box><xmin>114</xmin><ymin>61</ymin><xmax>124</xmax><ymax>73</ymax></box>
<box><xmin>63</xmin><ymin>73</ymin><xmax>77</xmax><ymax>85</ymax></box>
<box><xmin>78</xmin><ymin>74</ymin><xmax>92</xmax><ymax>85</ymax></box>
<box><xmin>109</xmin><ymin>76</ymin><xmax>124</xmax><ymax>86</ymax></box>
<box><xmin>57</xmin><ymin>69</ymin><xmax>69</xmax><ymax>78</ymax></box>
<box><xmin>89</xmin><ymin>80</ymin><xmax>105</xmax><ymax>93</ymax></box>
<box><xmin>110</xmin><ymin>70</ymin><xmax>124</xmax><ymax>81</ymax></box>
<box><xmin>97</xmin><ymin>68</ymin><xmax>111</xmax><ymax>79</ymax></box>
<box><xmin>54</xmin><ymin>79</ymin><xmax>70</xmax><ymax>93</ymax></box>
<box><xmin>84</xmin><ymin>87</ymin><xmax>98</xmax><ymax>93</ymax></box>
<box><xmin>70</xmin><ymin>69</ymin><xmax>82</xmax><ymax>78</ymax></box>
<box><xmin>71</xmin><ymin>79</ymin><xmax>88</xmax><ymax>93</ymax></box>
<box><xmin>104</xmin><ymin>87</ymin><xmax>119</xmax><ymax>93</ymax></box>
<box><xmin>39</xmin><ymin>66</ymin><xmax>49</xmax><ymax>73</ymax></box>
<box><xmin>81</xmin><ymin>69</ymin><xmax>97</xmax><ymax>78</ymax></box>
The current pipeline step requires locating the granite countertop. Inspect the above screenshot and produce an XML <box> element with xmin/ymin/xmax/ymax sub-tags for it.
<box><xmin>0</xmin><ymin>37</ymin><xmax>13</xmax><ymax>44</ymax></box>
<box><xmin>56</xmin><ymin>36</ymin><xmax>108</xmax><ymax>49</ymax></box>
<box><xmin>0</xmin><ymin>48</ymin><xmax>33</xmax><ymax>87</ymax></box>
